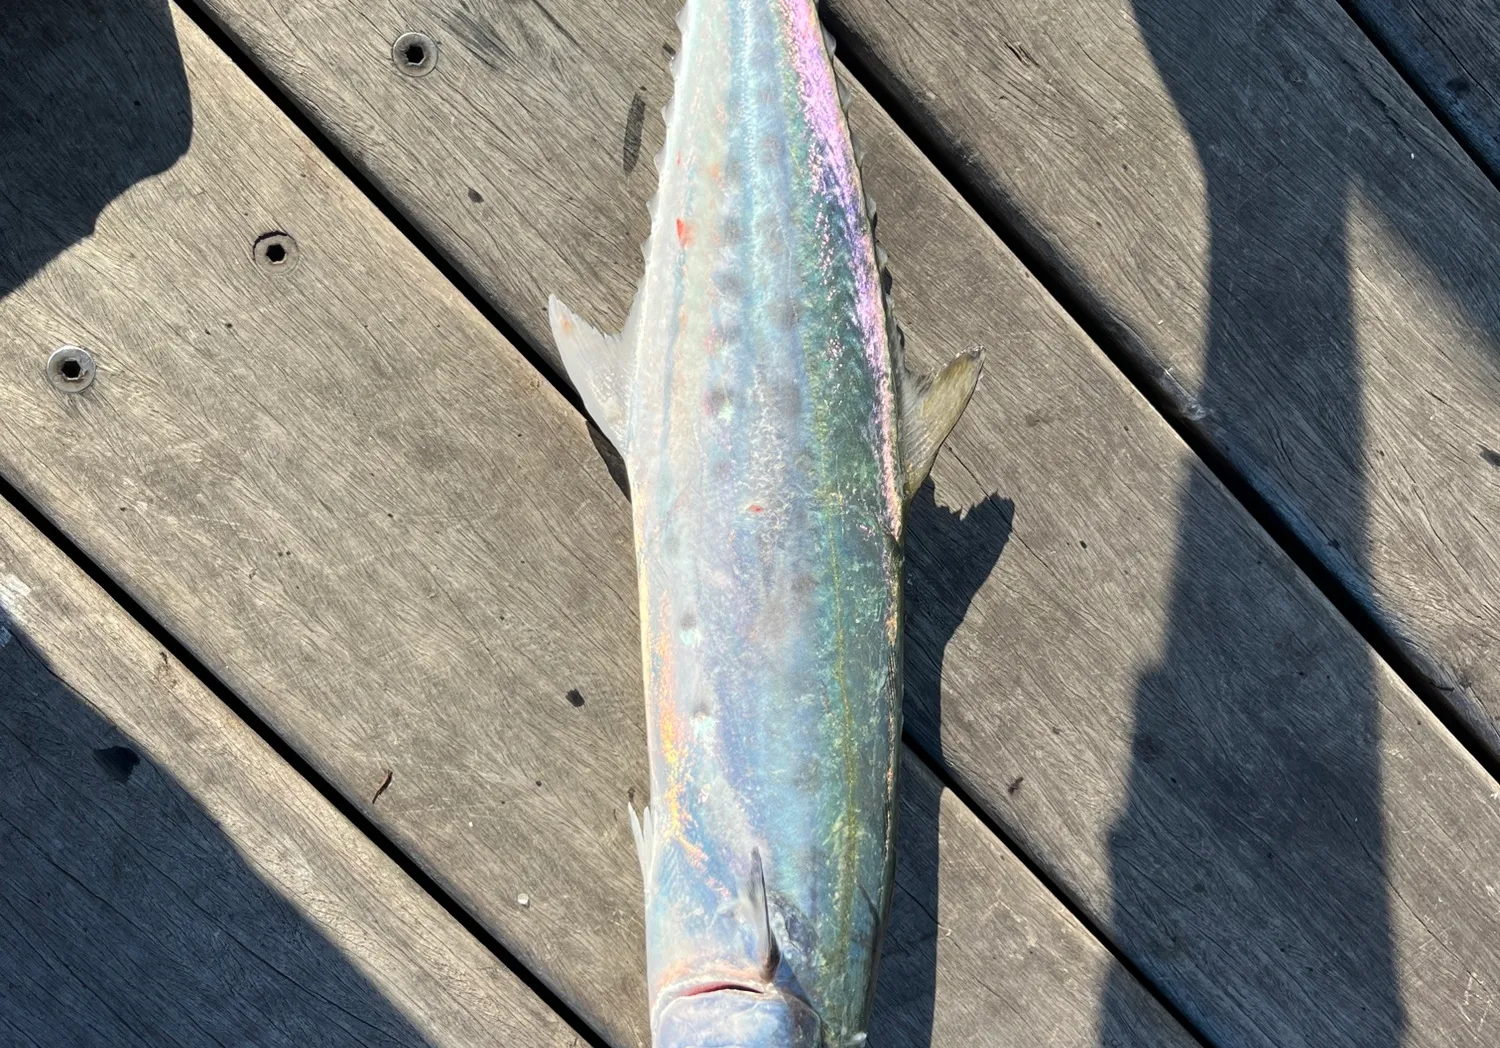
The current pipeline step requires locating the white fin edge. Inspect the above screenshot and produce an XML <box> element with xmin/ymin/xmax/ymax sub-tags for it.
<box><xmin>901</xmin><ymin>348</ymin><xmax>984</xmax><ymax>500</ymax></box>
<box><xmin>549</xmin><ymin>295</ymin><xmax>634</xmax><ymax>456</ymax></box>
<box><xmin>629</xmin><ymin>803</ymin><xmax>656</xmax><ymax>895</ymax></box>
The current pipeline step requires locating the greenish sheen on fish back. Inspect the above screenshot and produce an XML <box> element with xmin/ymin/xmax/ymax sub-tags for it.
<box><xmin>547</xmin><ymin>2</ymin><xmax>981</xmax><ymax>1045</ymax></box>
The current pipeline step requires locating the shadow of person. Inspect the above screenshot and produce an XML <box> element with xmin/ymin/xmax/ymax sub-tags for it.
<box><xmin>867</xmin><ymin>481</ymin><xmax>1013</xmax><ymax>1047</ymax></box>
<box><xmin>1</xmin><ymin>1</ymin><xmax>191</xmax><ymax>305</ymax></box>
<box><xmin>0</xmin><ymin>609</ymin><xmax>451</xmax><ymax>1046</ymax></box>
<box><xmin>1090</xmin><ymin>2</ymin><xmax>1483</xmax><ymax>1044</ymax></box>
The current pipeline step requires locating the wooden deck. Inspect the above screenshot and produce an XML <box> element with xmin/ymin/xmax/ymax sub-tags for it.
<box><xmin>3</xmin><ymin>1</ymin><xmax>1499</xmax><ymax>1045</ymax></box>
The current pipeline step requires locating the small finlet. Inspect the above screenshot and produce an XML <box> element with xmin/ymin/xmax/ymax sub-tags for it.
<box><xmin>900</xmin><ymin>348</ymin><xmax>983</xmax><ymax>500</ymax></box>
<box><xmin>822</xmin><ymin>27</ymin><xmax>836</xmax><ymax>55</ymax></box>
<box><xmin>549</xmin><ymin>294</ymin><xmax>634</xmax><ymax>455</ymax></box>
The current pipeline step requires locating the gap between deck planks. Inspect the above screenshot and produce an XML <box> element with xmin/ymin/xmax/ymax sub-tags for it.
<box><xmin>0</xmin><ymin>472</ymin><xmax>579</xmax><ymax>1045</ymax></box>
<box><xmin>820</xmin><ymin>0</ymin><xmax>1500</xmax><ymax>761</ymax></box>
<box><xmin>0</xmin><ymin>5</ymin><xmax>1195</xmax><ymax>1048</ymax></box>
<box><xmin>1348</xmin><ymin>0</ymin><xmax>1500</xmax><ymax>183</ymax></box>
<box><xmin>172</xmin><ymin>0</ymin><xmax>1500</xmax><ymax>1045</ymax></box>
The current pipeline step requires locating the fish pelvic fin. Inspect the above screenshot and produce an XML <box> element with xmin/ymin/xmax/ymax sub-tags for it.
<box><xmin>549</xmin><ymin>294</ymin><xmax>635</xmax><ymax>457</ymax></box>
<box><xmin>900</xmin><ymin>346</ymin><xmax>984</xmax><ymax>501</ymax></box>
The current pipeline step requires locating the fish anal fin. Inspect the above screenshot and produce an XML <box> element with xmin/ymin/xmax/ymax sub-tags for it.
<box><xmin>901</xmin><ymin>348</ymin><xmax>983</xmax><ymax>500</ymax></box>
<box><xmin>548</xmin><ymin>294</ymin><xmax>634</xmax><ymax>456</ymax></box>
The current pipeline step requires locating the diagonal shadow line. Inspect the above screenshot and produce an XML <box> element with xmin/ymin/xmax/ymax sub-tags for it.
<box><xmin>818</xmin><ymin>4</ymin><xmax>1500</xmax><ymax>791</ymax></box>
<box><xmin>1</xmin><ymin>611</ymin><xmax>438</xmax><ymax>1047</ymax></box>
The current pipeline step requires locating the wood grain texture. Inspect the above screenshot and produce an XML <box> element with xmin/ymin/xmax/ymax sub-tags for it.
<box><xmin>1351</xmin><ymin>0</ymin><xmax>1500</xmax><ymax>179</ymax></box>
<box><xmin>0</xmin><ymin>486</ymin><xmax>578</xmax><ymax>1043</ymax></box>
<box><xmin>820</xmin><ymin>0</ymin><xmax>1500</xmax><ymax>755</ymax></box>
<box><xmin>49</xmin><ymin>1</ymin><xmax>1500</xmax><ymax>1046</ymax></box>
<box><xmin>0</xmin><ymin>5</ymin><xmax>1192</xmax><ymax>1048</ymax></box>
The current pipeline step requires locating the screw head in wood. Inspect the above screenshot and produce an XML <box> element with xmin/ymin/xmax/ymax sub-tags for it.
<box><xmin>393</xmin><ymin>32</ymin><xmax>438</xmax><ymax>77</ymax></box>
<box><xmin>253</xmin><ymin>231</ymin><xmax>299</xmax><ymax>271</ymax></box>
<box><xmin>47</xmin><ymin>345</ymin><xmax>96</xmax><ymax>393</ymax></box>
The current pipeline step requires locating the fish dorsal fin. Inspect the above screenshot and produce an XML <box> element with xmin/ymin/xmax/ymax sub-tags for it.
<box><xmin>747</xmin><ymin>848</ymin><xmax>780</xmax><ymax>979</ymax></box>
<box><xmin>900</xmin><ymin>347</ymin><xmax>983</xmax><ymax>500</ymax></box>
<box><xmin>549</xmin><ymin>294</ymin><xmax>635</xmax><ymax>457</ymax></box>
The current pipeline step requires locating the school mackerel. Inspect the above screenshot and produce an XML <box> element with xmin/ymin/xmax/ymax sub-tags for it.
<box><xmin>548</xmin><ymin>2</ymin><xmax>981</xmax><ymax>1044</ymax></box>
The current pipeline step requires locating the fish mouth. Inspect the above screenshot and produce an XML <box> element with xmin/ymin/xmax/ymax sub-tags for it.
<box><xmin>676</xmin><ymin>981</ymin><xmax>765</xmax><ymax>999</ymax></box>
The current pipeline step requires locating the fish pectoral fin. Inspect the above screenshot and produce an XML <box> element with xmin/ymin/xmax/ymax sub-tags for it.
<box><xmin>548</xmin><ymin>294</ymin><xmax>634</xmax><ymax>456</ymax></box>
<box><xmin>900</xmin><ymin>347</ymin><xmax>984</xmax><ymax>500</ymax></box>
<box><xmin>746</xmin><ymin>848</ymin><xmax>780</xmax><ymax>979</ymax></box>
<box><xmin>629</xmin><ymin>803</ymin><xmax>655</xmax><ymax>895</ymax></box>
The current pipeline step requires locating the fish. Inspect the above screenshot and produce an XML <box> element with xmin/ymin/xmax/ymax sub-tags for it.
<box><xmin>547</xmin><ymin>2</ymin><xmax>981</xmax><ymax>1045</ymax></box>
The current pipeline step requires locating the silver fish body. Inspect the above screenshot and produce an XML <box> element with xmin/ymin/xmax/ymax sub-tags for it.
<box><xmin>548</xmin><ymin>2</ymin><xmax>980</xmax><ymax>1044</ymax></box>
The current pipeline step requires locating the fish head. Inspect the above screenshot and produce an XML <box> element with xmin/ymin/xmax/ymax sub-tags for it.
<box><xmin>655</xmin><ymin>986</ymin><xmax>822</xmax><ymax>1048</ymax></box>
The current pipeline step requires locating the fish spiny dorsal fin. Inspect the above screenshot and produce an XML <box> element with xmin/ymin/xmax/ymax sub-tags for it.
<box><xmin>747</xmin><ymin>848</ymin><xmax>780</xmax><ymax>979</ymax></box>
<box><xmin>899</xmin><ymin>346</ymin><xmax>983</xmax><ymax>500</ymax></box>
<box><xmin>549</xmin><ymin>295</ymin><xmax>636</xmax><ymax>457</ymax></box>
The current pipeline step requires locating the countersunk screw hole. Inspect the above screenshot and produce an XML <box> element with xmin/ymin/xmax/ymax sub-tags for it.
<box><xmin>393</xmin><ymin>33</ymin><xmax>438</xmax><ymax>77</ymax></box>
<box><xmin>47</xmin><ymin>346</ymin><xmax>96</xmax><ymax>393</ymax></box>
<box><xmin>253</xmin><ymin>231</ymin><xmax>299</xmax><ymax>271</ymax></box>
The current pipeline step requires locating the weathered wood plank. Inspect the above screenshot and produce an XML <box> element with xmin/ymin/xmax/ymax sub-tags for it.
<box><xmin>176</xmin><ymin>1</ymin><xmax>1500</xmax><ymax>1045</ymax></box>
<box><xmin>1352</xmin><ymin>0</ymin><xmax>1500</xmax><ymax>179</ymax></box>
<box><xmin>0</xmin><ymin>491</ymin><xmax>578</xmax><ymax>1043</ymax></box>
<box><xmin>0</xmin><ymin>5</ymin><xmax>1193</xmax><ymax>1047</ymax></box>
